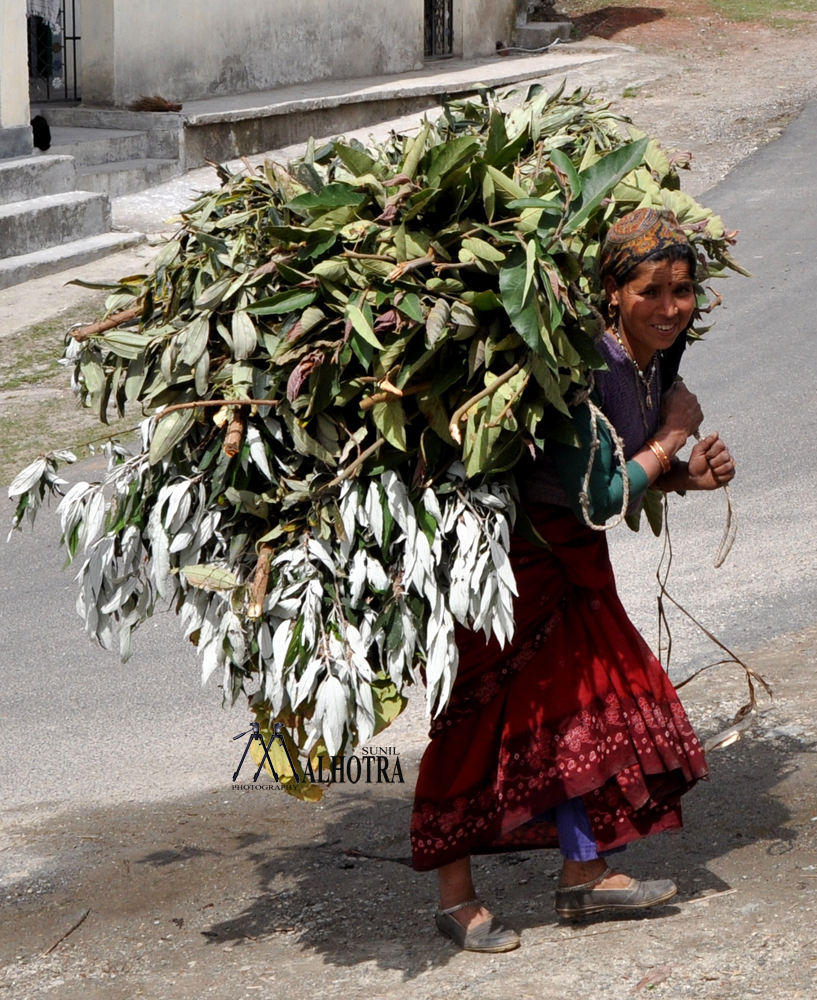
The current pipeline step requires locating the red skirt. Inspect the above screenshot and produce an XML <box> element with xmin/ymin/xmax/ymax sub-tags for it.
<box><xmin>411</xmin><ymin>504</ymin><xmax>708</xmax><ymax>872</ymax></box>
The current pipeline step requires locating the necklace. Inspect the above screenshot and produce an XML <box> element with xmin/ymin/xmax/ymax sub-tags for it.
<box><xmin>613</xmin><ymin>323</ymin><xmax>657</xmax><ymax>410</ymax></box>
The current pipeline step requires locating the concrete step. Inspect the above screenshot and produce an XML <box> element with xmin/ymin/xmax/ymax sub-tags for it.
<box><xmin>0</xmin><ymin>191</ymin><xmax>111</xmax><ymax>259</ymax></box>
<box><xmin>76</xmin><ymin>157</ymin><xmax>182</xmax><ymax>197</ymax></box>
<box><xmin>50</xmin><ymin>127</ymin><xmax>149</xmax><ymax>166</ymax></box>
<box><xmin>514</xmin><ymin>23</ymin><xmax>572</xmax><ymax>49</ymax></box>
<box><xmin>0</xmin><ymin>231</ymin><xmax>145</xmax><ymax>291</ymax></box>
<box><xmin>31</xmin><ymin>107</ymin><xmax>183</xmax><ymax>161</ymax></box>
<box><xmin>0</xmin><ymin>155</ymin><xmax>77</xmax><ymax>207</ymax></box>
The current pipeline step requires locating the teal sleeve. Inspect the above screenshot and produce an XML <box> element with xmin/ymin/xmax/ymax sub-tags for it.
<box><xmin>551</xmin><ymin>402</ymin><xmax>650</xmax><ymax>526</ymax></box>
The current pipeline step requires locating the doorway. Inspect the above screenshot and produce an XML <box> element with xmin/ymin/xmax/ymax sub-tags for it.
<box><xmin>27</xmin><ymin>0</ymin><xmax>81</xmax><ymax>103</ymax></box>
<box><xmin>424</xmin><ymin>0</ymin><xmax>454</xmax><ymax>59</ymax></box>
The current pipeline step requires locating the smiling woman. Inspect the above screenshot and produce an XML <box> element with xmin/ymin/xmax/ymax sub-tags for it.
<box><xmin>607</xmin><ymin>259</ymin><xmax>696</xmax><ymax>370</ymax></box>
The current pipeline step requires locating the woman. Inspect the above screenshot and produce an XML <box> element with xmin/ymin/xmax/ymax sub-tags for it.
<box><xmin>411</xmin><ymin>208</ymin><xmax>736</xmax><ymax>952</ymax></box>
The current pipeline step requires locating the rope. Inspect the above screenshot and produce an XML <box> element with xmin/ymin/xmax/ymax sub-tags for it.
<box><xmin>572</xmin><ymin>375</ymin><xmax>631</xmax><ymax>533</ymax></box>
<box><xmin>654</xmin><ymin>495</ymin><xmax>771</xmax><ymax>753</ymax></box>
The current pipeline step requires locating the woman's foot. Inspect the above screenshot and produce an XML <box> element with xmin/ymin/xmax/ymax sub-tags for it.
<box><xmin>555</xmin><ymin>860</ymin><xmax>677</xmax><ymax>919</ymax></box>
<box><xmin>435</xmin><ymin>857</ymin><xmax>520</xmax><ymax>952</ymax></box>
<box><xmin>559</xmin><ymin>857</ymin><xmax>633</xmax><ymax>890</ymax></box>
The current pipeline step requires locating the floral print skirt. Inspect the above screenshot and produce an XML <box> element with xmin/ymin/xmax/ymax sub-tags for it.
<box><xmin>411</xmin><ymin>503</ymin><xmax>709</xmax><ymax>872</ymax></box>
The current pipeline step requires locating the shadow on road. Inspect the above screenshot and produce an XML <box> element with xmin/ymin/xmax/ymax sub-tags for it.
<box><xmin>191</xmin><ymin>729</ymin><xmax>800</xmax><ymax>978</ymax></box>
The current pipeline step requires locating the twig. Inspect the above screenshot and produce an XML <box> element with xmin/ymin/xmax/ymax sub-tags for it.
<box><xmin>70</xmin><ymin>306</ymin><xmax>142</xmax><ymax>343</ymax></box>
<box><xmin>155</xmin><ymin>399</ymin><xmax>279</xmax><ymax>421</ymax></box>
<box><xmin>448</xmin><ymin>362</ymin><xmax>523</xmax><ymax>444</ymax></box>
<box><xmin>685</xmin><ymin>888</ymin><xmax>737</xmax><ymax>905</ymax></box>
<box><xmin>341</xmin><ymin>848</ymin><xmax>413</xmax><ymax>867</ymax></box>
<box><xmin>358</xmin><ymin>379</ymin><xmax>428</xmax><ymax>411</ymax></box>
<box><xmin>320</xmin><ymin>438</ymin><xmax>385</xmax><ymax>491</ymax></box>
<box><xmin>342</xmin><ymin>251</ymin><xmax>395</xmax><ymax>262</ymax></box>
<box><xmin>484</xmin><ymin>371</ymin><xmax>531</xmax><ymax>428</ymax></box>
<box><xmin>42</xmin><ymin>908</ymin><xmax>91</xmax><ymax>956</ymax></box>
<box><xmin>387</xmin><ymin>254</ymin><xmax>435</xmax><ymax>282</ymax></box>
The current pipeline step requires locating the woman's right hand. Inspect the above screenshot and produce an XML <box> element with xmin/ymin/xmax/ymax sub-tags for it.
<box><xmin>657</xmin><ymin>383</ymin><xmax>703</xmax><ymax>453</ymax></box>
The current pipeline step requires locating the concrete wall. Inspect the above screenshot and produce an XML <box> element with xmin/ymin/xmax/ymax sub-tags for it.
<box><xmin>83</xmin><ymin>0</ymin><xmax>426</xmax><ymax>106</ymax></box>
<box><xmin>461</xmin><ymin>0</ymin><xmax>516</xmax><ymax>57</ymax></box>
<box><xmin>0</xmin><ymin>0</ymin><xmax>32</xmax><ymax>157</ymax></box>
<box><xmin>81</xmin><ymin>0</ymin><xmax>517</xmax><ymax>108</ymax></box>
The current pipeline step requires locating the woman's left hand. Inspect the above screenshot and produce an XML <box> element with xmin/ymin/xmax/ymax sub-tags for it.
<box><xmin>687</xmin><ymin>432</ymin><xmax>736</xmax><ymax>490</ymax></box>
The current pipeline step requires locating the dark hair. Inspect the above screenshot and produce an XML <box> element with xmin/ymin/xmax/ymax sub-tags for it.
<box><xmin>611</xmin><ymin>242</ymin><xmax>697</xmax><ymax>288</ymax></box>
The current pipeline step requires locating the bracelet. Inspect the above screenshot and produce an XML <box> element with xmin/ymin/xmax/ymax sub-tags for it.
<box><xmin>647</xmin><ymin>439</ymin><xmax>671</xmax><ymax>475</ymax></box>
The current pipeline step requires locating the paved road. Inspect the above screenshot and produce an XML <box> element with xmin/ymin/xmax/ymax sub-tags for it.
<box><xmin>1</xmin><ymin>95</ymin><xmax>816</xmax><ymax>828</ymax></box>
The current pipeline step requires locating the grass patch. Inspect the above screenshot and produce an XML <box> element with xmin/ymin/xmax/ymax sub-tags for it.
<box><xmin>710</xmin><ymin>0</ymin><xmax>817</xmax><ymax>21</ymax></box>
<box><xmin>0</xmin><ymin>393</ymin><xmax>137</xmax><ymax>488</ymax></box>
<box><xmin>560</xmin><ymin>0</ymin><xmax>817</xmax><ymax>28</ymax></box>
<box><xmin>0</xmin><ymin>298</ymin><xmax>106</xmax><ymax>393</ymax></box>
<box><xmin>0</xmin><ymin>295</ymin><xmax>142</xmax><ymax>488</ymax></box>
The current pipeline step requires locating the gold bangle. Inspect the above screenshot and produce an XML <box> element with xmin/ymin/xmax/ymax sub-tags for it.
<box><xmin>647</xmin><ymin>439</ymin><xmax>671</xmax><ymax>475</ymax></box>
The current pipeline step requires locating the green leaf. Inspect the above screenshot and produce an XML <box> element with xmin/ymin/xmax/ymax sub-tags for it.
<box><xmin>279</xmin><ymin>404</ymin><xmax>336</xmax><ymax>465</ymax></box>
<box><xmin>346</xmin><ymin>303</ymin><xmax>384</xmax><ymax>348</ymax></box>
<box><xmin>498</xmin><ymin>254</ymin><xmax>554</xmax><ymax>365</ymax></box>
<box><xmin>423</xmin><ymin>135</ymin><xmax>481</xmax><ymax>187</ymax></box>
<box><xmin>231</xmin><ymin>311</ymin><xmax>257</xmax><ymax>360</ymax></box>
<box><xmin>482</xmin><ymin>171</ymin><xmax>496</xmax><ymax>223</ymax></box>
<box><xmin>401</xmin><ymin>120</ymin><xmax>431</xmax><ymax>179</ymax></box>
<box><xmin>396</xmin><ymin>293</ymin><xmax>424</xmax><ymax>323</ymax></box>
<box><xmin>425</xmin><ymin>299</ymin><xmax>450</xmax><ymax>347</ymax></box>
<box><xmin>265</xmin><ymin>223</ymin><xmax>334</xmax><ymax>246</ymax></box>
<box><xmin>642</xmin><ymin>487</ymin><xmax>665</xmax><ymax>536</ymax></box>
<box><xmin>246</xmin><ymin>289</ymin><xmax>317</xmax><ymax>315</ymax></box>
<box><xmin>179</xmin><ymin>315</ymin><xmax>210</xmax><ymax>367</ymax></box>
<box><xmin>371</xmin><ymin>399</ymin><xmax>407</xmax><ymax>451</ymax></box>
<box><xmin>550</xmin><ymin>148</ymin><xmax>582</xmax><ymax>199</ymax></box>
<box><xmin>523</xmin><ymin>238</ymin><xmax>537</xmax><ymax>301</ymax></box>
<box><xmin>181</xmin><ymin>564</ymin><xmax>239</xmax><ymax>591</ymax></box>
<box><xmin>333</xmin><ymin>142</ymin><xmax>378</xmax><ymax>177</ymax></box>
<box><xmin>564</xmin><ymin>138</ymin><xmax>649</xmax><ymax>234</ymax></box>
<box><xmin>461</xmin><ymin>237</ymin><xmax>506</xmax><ymax>264</ymax></box>
<box><xmin>288</xmin><ymin>183</ymin><xmax>367</xmax><ymax>213</ymax></box>
<box><xmin>485</xmin><ymin>164</ymin><xmax>527</xmax><ymax>201</ymax></box>
<box><xmin>149</xmin><ymin>407</ymin><xmax>195</xmax><ymax>464</ymax></box>
<box><xmin>100</xmin><ymin>330</ymin><xmax>152</xmax><ymax>360</ymax></box>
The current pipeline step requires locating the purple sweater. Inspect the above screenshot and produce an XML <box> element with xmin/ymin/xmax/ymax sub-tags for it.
<box><xmin>525</xmin><ymin>333</ymin><xmax>662</xmax><ymax>506</ymax></box>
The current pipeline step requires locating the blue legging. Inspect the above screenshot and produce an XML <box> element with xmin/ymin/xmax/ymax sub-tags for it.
<box><xmin>554</xmin><ymin>796</ymin><xmax>626</xmax><ymax>862</ymax></box>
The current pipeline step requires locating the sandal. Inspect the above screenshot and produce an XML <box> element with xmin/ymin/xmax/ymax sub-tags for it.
<box><xmin>434</xmin><ymin>898</ymin><xmax>520</xmax><ymax>952</ymax></box>
<box><xmin>554</xmin><ymin>866</ymin><xmax>677</xmax><ymax>919</ymax></box>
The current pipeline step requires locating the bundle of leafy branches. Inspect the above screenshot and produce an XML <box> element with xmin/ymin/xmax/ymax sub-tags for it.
<box><xmin>8</xmin><ymin>84</ymin><xmax>744</xmax><ymax>799</ymax></box>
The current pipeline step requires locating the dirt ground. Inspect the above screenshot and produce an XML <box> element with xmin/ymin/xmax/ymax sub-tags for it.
<box><xmin>2</xmin><ymin>627</ymin><xmax>816</xmax><ymax>1000</ymax></box>
<box><xmin>3</xmin><ymin>4</ymin><xmax>817</xmax><ymax>998</ymax></box>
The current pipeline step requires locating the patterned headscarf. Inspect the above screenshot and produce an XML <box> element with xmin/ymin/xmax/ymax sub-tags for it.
<box><xmin>600</xmin><ymin>208</ymin><xmax>692</xmax><ymax>282</ymax></box>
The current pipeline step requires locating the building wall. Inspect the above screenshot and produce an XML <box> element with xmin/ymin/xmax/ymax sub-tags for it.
<box><xmin>0</xmin><ymin>0</ymin><xmax>32</xmax><ymax>156</ymax></box>
<box><xmin>83</xmin><ymin>0</ymin><xmax>426</xmax><ymax>106</ymax></box>
<box><xmin>461</xmin><ymin>0</ymin><xmax>516</xmax><ymax>57</ymax></box>
<box><xmin>81</xmin><ymin>0</ymin><xmax>518</xmax><ymax>108</ymax></box>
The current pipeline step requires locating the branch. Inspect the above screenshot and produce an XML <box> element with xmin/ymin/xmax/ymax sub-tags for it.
<box><xmin>224</xmin><ymin>409</ymin><xmax>246</xmax><ymax>457</ymax></box>
<box><xmin>320</xmin><ymin>438</ymin><xmax>385</xmax><ymax>491</ymax></box>
<box><xmin>154</xmin><ymin>399</ymin><xmax>279</xmax><ymax>421</ymax></box>
<box><xmin>359</xmin><ymin>379</ymin><xmax>430</xmax><ymax>411</ymax></box>
<box><xmin>247</xmin><ymin>543</ymin><xmax>275</xmax><ymax>619</ymax></box>
<box><xmin>448</xmin><ymin>363</ymin><xmax>523</xmax><ymax>445</ymax></box>
<box><xmin>342</xmin><ymin>251</ymin><xmax>395</xmax><ymax>262</ymax></box>
<box><xmin>71</xmin><ymin>305</ymin><xmax>142</xmax><ymax>343</ymax></box>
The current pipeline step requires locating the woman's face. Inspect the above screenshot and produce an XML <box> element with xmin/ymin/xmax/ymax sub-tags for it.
<box><xmin>605</xmin><ymin>258</ymin><xmax>695</xmax><ymax>370</ymax></box>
